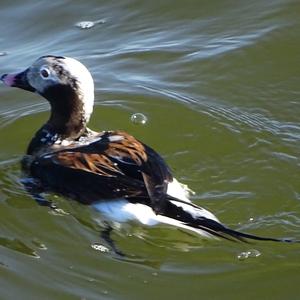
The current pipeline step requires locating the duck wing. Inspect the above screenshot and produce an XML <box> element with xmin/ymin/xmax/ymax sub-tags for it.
<box><xmin>29</xmin><ymin>130</ymin><xmax>173</xmax><ymax>211</ymax></box>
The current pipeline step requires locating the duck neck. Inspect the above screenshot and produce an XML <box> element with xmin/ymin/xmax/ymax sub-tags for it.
<box><xmin>26</xmin><ymin>85</ymin><xmax>93</xmax><ymax>155</ymax></box>
<box><xmin>45</xmin><ymin>84</ymin><xmax>92</xmax><ymax>139</ymax></box>
<box><xmin>47</xmin><ymin>96</ymin><xmax>87</xmax><ymax>139</ymax></box>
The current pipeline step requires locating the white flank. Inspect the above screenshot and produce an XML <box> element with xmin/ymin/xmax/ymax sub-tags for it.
<box><xmin>92</xmin><ymin>179</ymin><xmax>220</xmax><ymax>239</ymax></box>
<box><xmin>92</xmin><ymin>200</ymin><xmax>159</xmax><ymax>225</ymax></box>
<box><xmin>92</xmin><ymin>200</ymin><xmax>218</xmax><ymax>239</ymax></box>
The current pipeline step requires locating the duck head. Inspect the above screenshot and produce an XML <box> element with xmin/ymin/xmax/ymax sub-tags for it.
<box><xmin>1</xmin><ymin>55</ymin><xmax>94</xmax><ymax>139</ymax></box>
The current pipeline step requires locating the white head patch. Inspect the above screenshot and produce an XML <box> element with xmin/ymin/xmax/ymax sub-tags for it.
<box><xmin>62</xmin><ymin>57</ymin><xmax>94</xmax><ymax>122</ymax></box>
<box><xmin>27</xmin><ymin>56</ymin><xmax>95</xmax><ymax>122</ymax></box>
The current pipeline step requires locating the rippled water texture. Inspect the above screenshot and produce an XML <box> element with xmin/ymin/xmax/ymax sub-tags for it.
<box><xmin>0</xmin><ymin>1</ymin><xmax>300</xmax><ymax>299</ymax></box>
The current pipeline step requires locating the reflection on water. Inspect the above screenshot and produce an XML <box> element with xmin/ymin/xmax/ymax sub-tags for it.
<box><xmin>0</xmin><ymin>0</ymin><xmax>300</xmax><ymax>299</ymax></box>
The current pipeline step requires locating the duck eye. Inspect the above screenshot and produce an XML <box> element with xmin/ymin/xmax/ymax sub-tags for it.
<box><xmin>40</xmin><ymin>67</ymin><xmax>50</xmax><ymax>79</ymax></box>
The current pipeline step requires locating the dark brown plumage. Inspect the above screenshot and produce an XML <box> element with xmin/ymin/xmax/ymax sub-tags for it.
<box><xmin>27</xmin><ymin>130</ymin><xmax>172</xmax><ymax>212</ymax></box>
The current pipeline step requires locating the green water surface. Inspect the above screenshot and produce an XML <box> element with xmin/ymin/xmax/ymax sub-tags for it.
<box><xmin>0</xmin><ymin>1</ymin><xmax>300</xmax><ymax>299</ymax></box>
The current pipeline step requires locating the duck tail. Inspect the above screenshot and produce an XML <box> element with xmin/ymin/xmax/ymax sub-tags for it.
<box><xmin>159</xmin><ymin>198</ymin><xmax>299</xmax><ymax>243</ymax></box>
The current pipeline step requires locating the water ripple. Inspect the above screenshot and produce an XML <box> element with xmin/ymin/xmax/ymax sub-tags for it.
<box><xmin>138</xmin><ymin>84</ymin><xmax>300</xmax><ymax>143</ymax></box>
<box><xmin>0</xmin><ymin>102</ymin><xmax>47</xmax><ymax>128</ymax></box>
<box><xmin>0</xmin><ymin>237</ymin><xmax>39</xmax><ymax>258</ymax></box>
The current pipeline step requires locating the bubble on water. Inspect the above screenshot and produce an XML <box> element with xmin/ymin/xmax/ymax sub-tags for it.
<box><xmin>237</xmin><ymin>252</ymin><xmax>249</xmax><ymax>261</ymax></box>
<box><xmin>237</xmin><ymin>249</ymin><xmax>261</xmax><ymax>261</ymax></box>
<box><xmin>31</xmin><ymin>239</ymin><xmax>47</xmax><ymax>250</ymax></box>
<box><xmin>91</xmin><ymin>243</ymin><xmax>109</xmax><ymax>253</ymax></box>
<box><xmin>75</xmin><ymin>19</ymin><xmax>106</xmax><ymax>30</ymax></box>
<box><xmin>76</xmin><ymin>21</ymin><xmax>95</xmax><ymax>29</ymax></box>
<box><xmin>0</xmin><ymin>52</ymin><xmax>7</xmax><ymax>56</ymax></box>
<box><xmin>247</xmin><ymin>249</ymin><xmax>261</xmax><ymax>258</ymax></box>
<box><xmin>49</xmin><ymin>207</ymin><xmax>69</xmax><ymax>216</ymax></box>
<box><xmin>131</xmin><ymin>113</ymin><xmax>148</xmax><ymax>125</ymax></box>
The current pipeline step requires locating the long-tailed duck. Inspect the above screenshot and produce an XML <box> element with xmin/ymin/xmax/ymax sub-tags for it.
<box><xmin>1</xmin><ymin>56</ymin><xmax>295</xmax><ymax>252</ymax></box>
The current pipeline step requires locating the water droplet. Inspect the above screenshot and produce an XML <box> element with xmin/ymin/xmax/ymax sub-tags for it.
<box><xmin>247</xmin><ymin>249</ymin><xmax>261</xmax><ymax>258</ymax></box>
<box><xmin>49</xmin><ymin>208</ymin><xmax>69</xmax><ymax>216</ymax></box>
<box><xmin>237</xmin><ymin>252</ymin><xmax>249</xmax><ymax>261</ymax></box>
<box><xmin>131</xmin><ymin>113</ymin><xmax>148</xmax><ymax>125</ymax></box>
<box><xmin>76</xmin><ymin>21</ymin><xmax>96</xmax><ymax>29</ymax></box>
<box><xmin>237</xmin><ymin>249</ymin><xmax>261</xmax><ymax>260</ymax></box>
<box><xmin>75</xmin><ymin>19</ymin><xmax>106</xmax><ymax>30</ymax></box>
<box><xmin>91</xmin><ymin>243</ymin><xmax>109</xmax><ymax>253</ymax></box>
<box><xmin>32</xmin><ymin>239</ymin><xmax>47</xmax><ymax>250</ymax></box>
